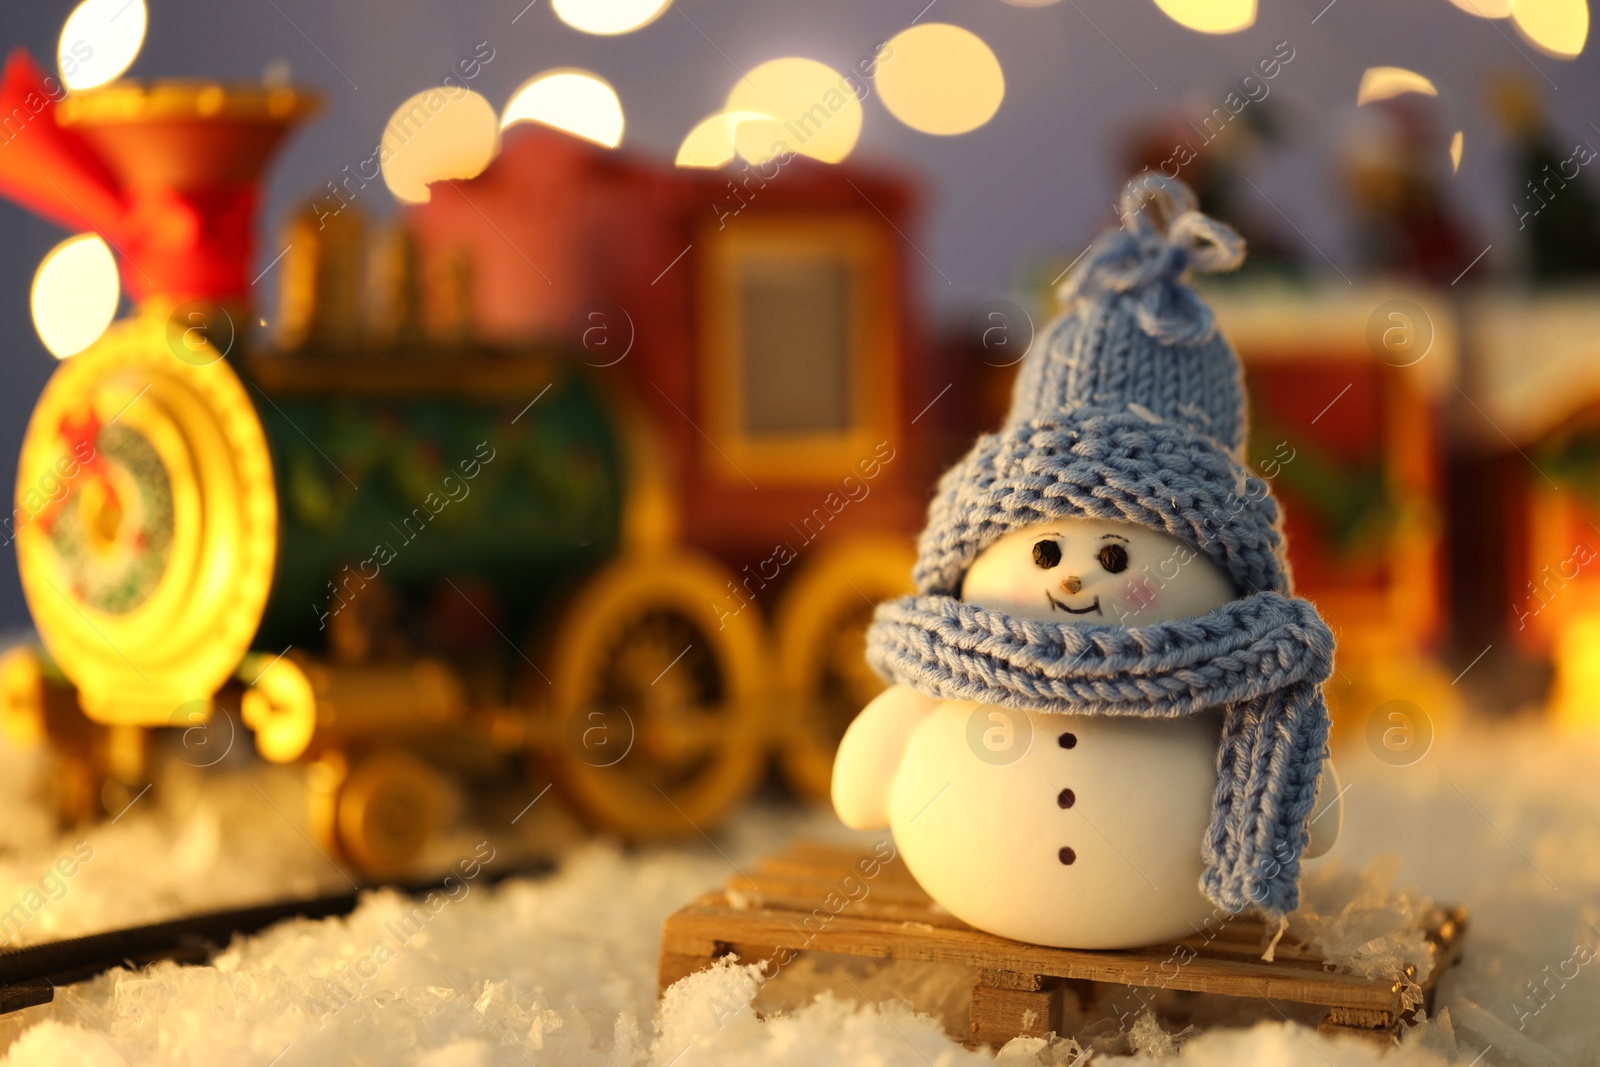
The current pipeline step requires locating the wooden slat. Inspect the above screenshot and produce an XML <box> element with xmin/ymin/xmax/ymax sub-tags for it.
<box><xmin>708</xmin><ymin>892</ymin><xmax>1346</xmax><ymax>973</ymax></box>
<box><xmin>729</xmin><ymin>871</ymin><xmax>937</xmax><ymax>906</ymax></box>
<box><xmin>728</xmin><ymin>896</ymin><xmax>972</xmax><ymax>931</ymax></box>
<box><xmin>662</xmin><ymin>901</ymin><xmax>1402</xmax><ymax>1012</ymax></box>
<box><xmin>658</xmin><ymin>839</ymin><xmax>1468</xmax><ymax>1051</ymax></box>
<box><xmin>736</xmin><ymin>848</ymin><xmax>1315</xmax><ymax>953</ymax></box>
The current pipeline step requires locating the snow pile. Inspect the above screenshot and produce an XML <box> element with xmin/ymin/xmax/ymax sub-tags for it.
<box><xmin>0</xmin><ymin>710</ymin><xmax>1595</xmax><ymax>1066</ymax></box>
<box><xmin>1288</xmin><ymin>854</ymin><xmax>1440</xmax><ymax>1009</ymax></box>
<box><xmin>0</xmin><ymin>754</ymin><xmax>354</xmax><ymax>943</ymax></box>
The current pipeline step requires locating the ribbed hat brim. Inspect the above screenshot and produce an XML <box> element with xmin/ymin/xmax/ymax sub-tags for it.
<box><xmin>911</xmin><ymin>408</ymin><xmax>1291</xmax><ymax>599</ymax></box>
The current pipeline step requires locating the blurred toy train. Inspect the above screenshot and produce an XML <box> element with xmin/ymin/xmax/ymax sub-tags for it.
<box><xmin>0</xmin><ymin>59</ymin><xmax>975</xmax><ymax>872</ymax></box>
<box><xmin>9</xmin><ymin>55</ymin><xmax>1589</xmax><ymax>873</ymax></box>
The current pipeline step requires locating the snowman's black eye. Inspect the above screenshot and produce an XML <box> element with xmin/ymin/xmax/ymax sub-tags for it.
<box><xmin>1097</xmin><ymin>543</ymin><xmax>1129</xmax><ymax>573</ymax></box>
<box><xmin>1032</xmin><ymin>539</ymin><xmax>1062</xmax><ymax>569</ymax></box>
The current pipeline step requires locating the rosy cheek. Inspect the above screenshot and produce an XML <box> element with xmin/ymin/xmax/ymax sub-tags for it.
<box><xmin>1122</xmin><ymin>577</ymin><xmax>1158</xmax><ymax>614</ymax></box>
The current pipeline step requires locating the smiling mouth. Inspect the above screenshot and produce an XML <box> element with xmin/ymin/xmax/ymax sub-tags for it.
<box><xmin>1046</xmin><ymin>592</ymin><xmax>1102</xmax><ymax>616</ymax></box>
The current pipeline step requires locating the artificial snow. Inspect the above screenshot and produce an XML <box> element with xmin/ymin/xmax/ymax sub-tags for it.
<box><xmin>0</xmin><ymin>706</ymin><xmax>1596</xmax><ymax>1066</ymax></box>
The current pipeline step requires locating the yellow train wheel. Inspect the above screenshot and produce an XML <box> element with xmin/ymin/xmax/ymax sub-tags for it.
<box><xmin>537</xmin><ymin>551</ymin><xmax>770</xmax><ymax>839</ymax></box>
<box><xmin>14</xmin><ymin>310</ymin><xmax>276</xmax><ymax>724</ymax></box>
<box><xmin>773</xmin><ymin>535</ymin><xmax>915</xmax><ymax>801</ymax></box>
<box><xmin>310</xmin><ymin>748</ymin><xmax>453</xmax><ymax>875</ymax></box>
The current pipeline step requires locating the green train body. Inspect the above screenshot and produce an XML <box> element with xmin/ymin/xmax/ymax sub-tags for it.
<box><xmin>249</xmin><ymin>366</ymin><xmax>625</xmax><ymax>653</ymax></box>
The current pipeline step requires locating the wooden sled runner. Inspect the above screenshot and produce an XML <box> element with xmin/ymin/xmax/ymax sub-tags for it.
<box><xmin>658</xmin><ymin>841</ymin><xmax>1467</xmax><ymax>1050</ymax></box>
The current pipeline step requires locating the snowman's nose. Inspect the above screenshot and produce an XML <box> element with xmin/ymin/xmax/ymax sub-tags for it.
<box><xmin>1062</xmin><ymin>576</ymin><xmax>1083</xmax><ymax>594</ymax></box>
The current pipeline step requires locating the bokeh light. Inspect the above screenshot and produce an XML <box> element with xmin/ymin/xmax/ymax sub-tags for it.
<box><xmin>675</xmin><ymin>111</ymin><xmax>774</xmax><ymax>168</ymax></box>
<box><xmin>552</xmin><ymin>0</ymin><xmax>672</xmax><ymax>35</ymax></box>
<box><xmin>726</xmin><ymin>58</ymin><xmax>862</xmax><ymax>164</ymax></box>
<box><xmin>1151</xmin><ymin>0</ymin><xmax>1256</xmax><ymax>34</ymax></box>
<box><xmin>1357</xmin><ymin>66</ymin><xmax>1439</xmax><ymax>105</ymax></box>
<box><xmin>379</xmin><ymin>88</ymin><xmax>501</xmax><ymax>205</ymax></box>
<box><xmin>1450</xmin><ymin>130</ymin><xmax>1465</xmax><ymax>172</ymax></box>
<box><xmin>502</xmin><ymin>70</ymin><xmax>625</xmax><ymax>148</ymax></box>
<box><xmin>31</xmin><ymin>234</ymin><xmax>119</xmax><ymax>359</ymax></box>
<box><xmin>1510</xmin><ymin>0</ymin><xmax>1589</xmax><ymax>56</ymax></box>
<box><xmin>877</xmin><ymin>24</ymin><xmax>1005</xmax><ymax>137</ymax></box>
<box><xmin>59</xmin><ymin>0</ymin><xmax>148</xmax><ymax>91</ymax></box>
<box><xmin>1449</xmin><ymin>0</ymin><xmax>1513</xmax><ymax>16</ymax></box>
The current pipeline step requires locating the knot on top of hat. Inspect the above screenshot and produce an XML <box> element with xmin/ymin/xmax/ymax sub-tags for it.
<box><xmin>1059</xmin><ymin>177</ymin><xmax>1245</xmax><ymax>346</ymax></box>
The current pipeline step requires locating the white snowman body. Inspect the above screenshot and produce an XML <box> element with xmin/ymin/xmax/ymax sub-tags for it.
<box><xmin>833</xmin><ymin>517</ymin><xmax>1340</xmax><ymax>949</ymax></box>
<box><xmin>889</xmin><ymin>701</ymin><xmax>1221</xmax><ymax>948</ymax></box>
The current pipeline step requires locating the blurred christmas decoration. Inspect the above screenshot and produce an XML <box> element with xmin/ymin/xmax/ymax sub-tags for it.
<box><xmin>1120</xmin><ymin>94</ymin><xmax>1304</xmax><ymax>276</ymax></box>
<box><xmin>551</xmin><ymin>0</ymin><xmax>672</xmax><ymax>36</ymax></box>
<box><xmin>1151</xmin><ymin>0</ymin><xmax>1256</xmax><ymax>34</ymax></box>
<box><xmin>1211</xmin><ymin>287</ymin><xmax>1458</xmax><ymax>731</ymax></box>
<box><xmin>1356</xmin><ymin>66</ymin><xmax>1437</xmax><ymax>106</ymax></box>
<box><xmin>675</xmin><ymin>111</ymin><xmax>773</xmax><ymax>168</ymax></box>
<box><xmin>30</xmin><ymin>233</ymin><xmax>119</xmax><ymax>359</ymax></box>
<box><xmin>501</xmin><ymin>68</ymin><xmax>625</xmax><ymax>148</ymax></box>
<box><xmin>1489</xmin><ymin>74</ymin><xmax>1600</xmax><ymax>279</ymax></box>
<box><xmin>726</xmin><ymin>57</ymin><xmax>862</xmax><ymax>164</ymax></box>
<box><xmin>378</xmin><ymin>88</ymin><xmax>500</xmax><ymax>204</ymax></box>
<box><xmin>876</xmin><ymin>24</ymin><xmax>1005</xmax><ymax>136</ymax></box>
<box><xmin>1509</xmin><ymin>0</ymin><xmax>1590</xmax><ymax>58</ymax></box>
<box><xmin>0</xmin><ymin>36</ymin><xmax>979</xmax><ymax>870</ymax></box>
<box><xmin>58</xmin><ymin>0</ymin><xmax>147</xmax><ymax>91</ymax></box>
<box><xmin>1338</xmin><ymin>97</ymin><xmax>1480</xmax><ymax>284</ymax></box>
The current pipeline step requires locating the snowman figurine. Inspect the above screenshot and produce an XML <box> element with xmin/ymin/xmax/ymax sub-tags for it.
<box><xmin>833</xmin><ymin>177</ymin><xmax>1341</xmax><ymax>950</ymax></box>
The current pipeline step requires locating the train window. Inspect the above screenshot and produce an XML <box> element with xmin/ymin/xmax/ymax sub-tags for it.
<box><xmin>701</xmin><ymin>217</ymin><xmax>898</xmax><ymax>483</ymax></box>
<box><xmin>737</xmin><ymin>258</ymin><xmax>852</xmax><ymax>436</ymax></box>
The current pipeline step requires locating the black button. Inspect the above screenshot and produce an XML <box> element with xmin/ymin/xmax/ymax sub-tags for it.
<box><xmin>1058</xmin><ymin>846</ymin><xmax>1076</xmax><ymax>865</ymax></box>
<box><xmin>1058</xmin><ymin>732</ymin><xmax>1077</xmax><ymax>749</ymax></box>
<box><xmin>1057</xmin><ymin>788</ymin><xmax>1075</xmax><ymax>809</ymax></box>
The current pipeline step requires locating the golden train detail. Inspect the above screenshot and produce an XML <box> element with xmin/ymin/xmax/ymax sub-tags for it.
<box><xmin>0</xmin><ymin>65</ymin><xmax>953</xmax><ymax>872</ymax></box>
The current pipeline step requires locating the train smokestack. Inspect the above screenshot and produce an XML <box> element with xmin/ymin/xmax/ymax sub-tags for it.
<box><xmin>0</xmin><ymin>48</ymin><xmax>318</xmax><ymax>307</ymax></box>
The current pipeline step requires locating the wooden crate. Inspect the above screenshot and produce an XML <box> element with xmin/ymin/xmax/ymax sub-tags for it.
<box><xmin>658</xmin><ymin>841</ymin><xmax>1467</xmax><ymax>1050</ymax></box>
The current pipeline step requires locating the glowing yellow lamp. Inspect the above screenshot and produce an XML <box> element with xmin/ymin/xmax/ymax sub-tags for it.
<box><xmin>726</xmin><ymin>58</ymin><xmax>862</xmax><ymax>164</ymax></box>
<box><xmin>59</xmin><ymin>0</ymin><xmax>148</xmax><ymax>92</ymax></box>
<box><xmin>1551</xmin><ymin>610</ymin><xmax>1600</xmax><ymax>728</ymax></box>
<box><xmin>552</xmin><ymin>0</ymin><xmax>672</xmax><ymax>35</ymax></box>
<box><xmin>1356</xmin><ymin>66</ymin><xmax>1439</xmax><ymax>106</ymax></box>
<box><xmin>675</xmin><ymin>111</ymin><xmax>776</xmax><ymax>168</ymax></box>
<box><xmin>31</xmin><ymin>233</ymin><xmax>120</xmax><ymax>359</ymax></box>
<box><xmin>1152</xmin><ymin>0</ymin><xmax>1256</xmax><ymax>34</ymax></box>
<box><xmin>502</xmin><ymin>70</ymin><xmax>625</xmax><ymax>148</ymax></box>
<box><xmin>379</xmin><ymin>88</ymin><xmax>501</xmax><ymax>205</ymax></box>
<box><xmin>878</xmin><ymin>24</ymin><xmax>1005</xmax><ymax>137</ymax></box>
<box><xmin>1511</xmin><ymin>0</ymin><xmax>1589</xmax><ymax>57</ymax></box>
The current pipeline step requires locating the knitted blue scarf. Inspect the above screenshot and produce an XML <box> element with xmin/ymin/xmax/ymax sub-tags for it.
<box><xmin>867</xmin><ymin>589</ymin><xmax>1334</xmax><ymax>918</ymax></box>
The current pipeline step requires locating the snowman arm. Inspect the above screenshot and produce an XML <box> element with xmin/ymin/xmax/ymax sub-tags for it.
<box><xmin>831</xmin><ymin>683</ymin><xmax>938</xmax><ymax>830</ymax></box>
<box><xmin>1302</xmin><ymin>758</ymin><xmax>1343</xmax><ymax>859</ymax></box>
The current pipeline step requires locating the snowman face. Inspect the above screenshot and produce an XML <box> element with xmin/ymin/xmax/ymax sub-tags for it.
<box><xmin>960</xmin><ymin>519</ymin><xmax>1237</xmax><ymax>625</ymax></box>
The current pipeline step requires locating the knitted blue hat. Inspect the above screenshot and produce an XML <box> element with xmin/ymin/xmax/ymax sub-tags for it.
<box><xmin>914</xmin><ymin>176</ymin><xmax>1291</xmax><ymax>600</ymax></box>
